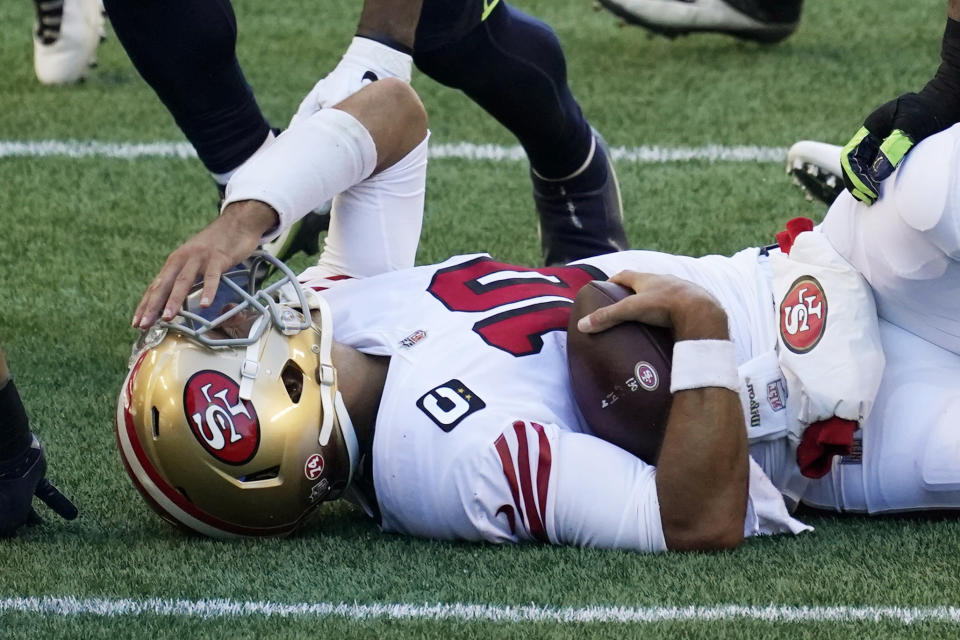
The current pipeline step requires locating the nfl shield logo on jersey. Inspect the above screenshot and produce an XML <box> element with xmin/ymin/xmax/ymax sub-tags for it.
<box><xmin>400</xmin><ymin>329</ymin><xmax>427</xmax><ymax>349</ymax></box>
<box><xmin>766</xmin><ymin>378</ymin><xmax>787</xmax><ymax>412</ymax></box>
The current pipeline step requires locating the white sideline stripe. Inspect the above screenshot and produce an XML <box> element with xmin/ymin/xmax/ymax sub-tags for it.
<box><xmin>0</xmin><ymin>140</ymin><xmax>789</xmax><ymax>164</ymax></box>
<box><xmin>3</xmin><ymin>597</ymin><xmax>960</xmax><ymax>624</ymax></box>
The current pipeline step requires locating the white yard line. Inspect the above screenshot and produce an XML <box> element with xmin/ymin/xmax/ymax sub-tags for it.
<box><xmin>0</xmin><ymin>140</ymin><xmax>789</xmax><ymax>164</ymax></box>
<box><xmin>2</xmin><ymin>597</ymin><xmax>959</xmax><ymax>624</ymax></box>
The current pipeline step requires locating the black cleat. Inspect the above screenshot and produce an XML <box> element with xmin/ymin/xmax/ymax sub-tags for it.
<box><xmin>532</xmin><ymin>132</ymin><xmax>629</xmax><ymax>266</ymax></box>
<box><xmin>598</xmin><ymin>0</ymin><xmax>802</xmax><ymax>44</ymax></box>
<box><xmin>786</xmin><ymin>140</ymin><xmax>843</xmax><ymax>206</ymax></box>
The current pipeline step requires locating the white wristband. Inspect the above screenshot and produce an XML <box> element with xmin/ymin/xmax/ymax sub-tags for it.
<box><xmin>670</xmin><ymin>339</ymin><xmax>740</xmax><ymax>393</ymax></box>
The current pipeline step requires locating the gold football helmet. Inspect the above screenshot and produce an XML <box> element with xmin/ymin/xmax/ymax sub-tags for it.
<box><xmin>116</xmin><ymin>253</ymin><xmax>358</xmax><ymax>538</ymax></box>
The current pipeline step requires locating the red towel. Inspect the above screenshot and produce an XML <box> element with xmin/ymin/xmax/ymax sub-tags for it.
<box><xmin>796</xmin><ymin>417</ymin><xmax>857</xmax><ymax>478</ymax></box>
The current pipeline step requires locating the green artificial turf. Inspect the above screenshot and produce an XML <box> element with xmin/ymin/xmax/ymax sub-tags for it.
<box><xmin>2</xmin><ymin>0</ymin><xmax>959</xmax><ymax>637</ymax></box>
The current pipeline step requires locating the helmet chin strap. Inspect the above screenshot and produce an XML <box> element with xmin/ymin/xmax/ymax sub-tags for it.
<box><xmin>335</xmin><ymin>391</ymin><xmax>360</xmax><ymax>485</ymax></box>
<box><xmin>220</xmin><ymin>258</ymin><xmax>357</xmax><ymax>483</ymax></box>
<box><xmin>310</xmin><ymin>293</ymin><xmax>360</xmax><ymax>484</ymax></box>
<box><xmin>312</xmin><ymin>293</ymin><xmax>337</xmax><ymax>447</ymax></box>
<box><xmin>239</xmin><ymin>315</ymin><xmax>267</xmax><ymax>401</ymax></box>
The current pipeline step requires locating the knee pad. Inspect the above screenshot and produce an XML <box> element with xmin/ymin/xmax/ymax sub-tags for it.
<box><xmin>892</xmin><ymin>124</ymin><xmax>960</xmax><ymax>258</ymax></box>
<box><xmin>921</xmin><ymin>395</ymin><xmax>960</xmax><ymax>491</ymax></box>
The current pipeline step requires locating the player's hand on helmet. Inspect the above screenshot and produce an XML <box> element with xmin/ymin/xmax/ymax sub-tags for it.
<box><xmin>0</xmin><ymin>435</ymin><xmax>78</xmax><ymax>537</ymax></box>
<box><xmin>577</xmin><ymin>271</ymin><xmax>728</xmax><ymax>341</ymax></box>
<box><xmin>132</xmin><ymin>200</ymin><xmax>278</xmax><ymax>329</ymax></box>
<box><xmin>841</xmin><ymin>92</ymin><xmax>953</xmax><ymax>205</ymax></box>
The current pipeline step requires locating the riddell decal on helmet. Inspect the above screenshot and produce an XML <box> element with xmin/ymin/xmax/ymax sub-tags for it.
<box><xmin>304</xmin><ymin>453</ymin><xmax>325</xmax><ymax>480</ymax></box>
<box><xmin>780</xmin><ymin>276</ymin><xmax>828</xmax><ymax>354</ymax></box>
<box><xmin>183</xmin><ymin>371</ymin><xmax>260</xmax><ymax>465</ymax></box>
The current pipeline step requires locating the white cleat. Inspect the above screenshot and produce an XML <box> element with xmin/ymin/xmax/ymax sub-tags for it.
<box><xmin>33</xmin><ymin>0</ymin><xmax>104</xmax><ymax>85</ymax></box>
<box><xmin>786</xmin><ymin>140</ymin><xmax>843</xmax><ymax>206</ymax></box>
<box><xmin>597</xmin><ymin>0</ymin><xmax>801</xmax><ymax>44</ymax></box>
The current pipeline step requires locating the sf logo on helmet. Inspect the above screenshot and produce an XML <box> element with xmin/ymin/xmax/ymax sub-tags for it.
<box><xmin>780</xmin><ymin>276</ymin><xmax>828</xmax><ymax>354</ymax></box>
<box><xmin>184</xmin><ymin>371</ymin><xmax>260</xmax><ymax>465</ymax></box>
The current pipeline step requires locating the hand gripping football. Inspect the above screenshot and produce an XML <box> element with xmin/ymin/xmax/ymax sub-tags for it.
<box><xmin>567</xmin><ymin>280</ymin><xmax>674</xmax><ymax>465</ymax></box>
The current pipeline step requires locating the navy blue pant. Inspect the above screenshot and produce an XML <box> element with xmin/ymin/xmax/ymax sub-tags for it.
<box><xmin>104</xmin><ymin>0</ymin><xmax>592</xmax><ymax>179</ymax></box>
<box><xmin>415</xmin><ymin>1</ymin><xmax>592</xmax><ymax>179</ymax></box>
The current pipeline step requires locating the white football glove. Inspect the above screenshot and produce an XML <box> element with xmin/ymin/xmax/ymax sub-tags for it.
<box><xmin>289</xmin><ymin>37</ymin><xmax>413</xmax><ymax>130</ymax></box>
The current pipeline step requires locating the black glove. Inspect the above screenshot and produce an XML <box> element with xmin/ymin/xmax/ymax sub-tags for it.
<box><xmin>842</xmin><ymin>18</ymin><xmax>960</xmax><ymax>205</ymax></box>
<box><xmin>841</xmin><ymin>92</ymin><xmax>952</xmax><ymax>205</ymax></box>
<box><xmin>0</xmin><ymin>436</ymin><xmax>78</xmax><ymax>536</ymax></box>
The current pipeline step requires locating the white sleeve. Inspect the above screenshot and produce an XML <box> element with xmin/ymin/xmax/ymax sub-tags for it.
<box><xmin>461</xmin><ymin>420</ymin><xmax>667</xmax><ymax>553</ymax></box>
<box><xmin>223</xmin><ymin>108</ymin><xmax>377</xmax><ymax>244</ymax></box>
<box><xmin>549</xmin><ymin>428</ymin><xmax>667</xmax><ymax>552</ymax></box>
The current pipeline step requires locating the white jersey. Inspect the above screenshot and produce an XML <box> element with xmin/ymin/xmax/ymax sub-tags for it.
<box><xmin>785</xmin><ymin>125</ymin><xmax>960</xmax><ymax>514</ymax></box>
<box><xmin>306</xmin><ymin>251</ymin><xmax>809</xmax><ymax>553</ymax></box>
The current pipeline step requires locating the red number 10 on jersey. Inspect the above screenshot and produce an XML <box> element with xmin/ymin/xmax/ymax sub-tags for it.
<box><xmin>427</xmin><ymin>257</ymin><xmax>606</xmax><ymax>357</ymax></box>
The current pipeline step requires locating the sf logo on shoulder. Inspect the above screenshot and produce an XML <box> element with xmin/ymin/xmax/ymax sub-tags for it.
<box><xmin>780</xmin><ymin>275</ymin><xmax>827</xmax><ymax>353</ymax></box>
<box><xmin>417</xmin><ymin>379</ymin><xmax>486</xmax><ymax>432</ymax></box>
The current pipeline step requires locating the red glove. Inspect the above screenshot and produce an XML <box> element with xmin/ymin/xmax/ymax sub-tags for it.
<box><xmin>796</xmin><ymin>417</ymin><xmax>857</xmax><ymax>479</ymax></box>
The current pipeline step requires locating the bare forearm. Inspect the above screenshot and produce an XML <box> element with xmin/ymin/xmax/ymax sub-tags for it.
<box><xmin>655</xmin><ymin>306</ymin><xmax>748</xmax><ymax>551</ymax></box>
<box><xmin>575</xmin><ymin>272</ymin><xmax>749</xmax><ymax>550</ymax></box>
<box><xmin>950</xmin><ymin>0</ymin><xmax>959</xmax><ymax>22</ymax></box>
<box><xmin>656</xmin><ymin>386</ymin><xmax>747</xmax><ymax>551</ymax></box>
<box><xmin>356</xmin><ymin>0</ymin><xmax>424</xmax><ymax>50</ymax></box>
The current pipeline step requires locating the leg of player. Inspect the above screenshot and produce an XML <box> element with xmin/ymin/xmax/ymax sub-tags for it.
<box><xmin>104</xmin><ymin>0</ymin><xmax>330</xmax><ymax>262</ymax></box>
<box><xmin>598</xmin><ymin>0</ymin><xmax>804</xmax><ymax>44</ymax></box>
<box><xmin>0</xmin><ymin>347</ymin><xmax>30</xmax><ymax>458</ymax></box>
<box><xmin>335</xmin><ymin>80</ymin><xmax>429</xmax><ymax>175</ymax></box>
<box><xmin>135</xmin><ymin>79</ymin><xmax>429</xmax><ymax>328</ymax></box>
<box><xmin>820</xmin><ymin>123</ymin><xmax>960</xmax><ymax>356</ymax></box>
<box><xmin>32</xmin><ymin>0</ymin><xmax>104</xmax><ymax>85</ymax></box>
<box><xmin>413</xmin><ymin>0</ymin><xmax>629</xmax><ymax>265</ymax></box>
<box><xmin>306</xmin><ymin>89</ymin><xmax>430</xmax><ymax>282</ymax></box>
<box><xmin>103</xmin><ymin>0</ymin><xmax>271</xmax><ymax>182</ymax></box>
<box><xmin>225</xmin><ymin>78</ymin><xmax>428</xmax><ymax>219</ymax></box>
<box><xmin>0</xmin><ymin>346</ymin><xmax>79</xmax><ymax>536</ymax></box>
<box><xmin>354</xmin><ymin>0</ymin><xmax>422</xmax><ymax>51</ymax></box>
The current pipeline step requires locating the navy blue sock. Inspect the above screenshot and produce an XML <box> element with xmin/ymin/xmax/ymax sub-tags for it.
<box><xmin>533</xmin><ymin>136</ymin><xmax>609</xmax><ymax>191</ymax></box>
<box><xmin>104</xmin><ymin>0</ymin><xmax>271</xmax><ymax>174</ymax></box>
<box><xmin>0</xmin><ymin>380</ymin><xmax>31</xmax><ymax>463</ymax></box>
<box><xmin>414</xmin><ymin>1</ymin><xmax>594</xmax><ymax>180</ymax></box>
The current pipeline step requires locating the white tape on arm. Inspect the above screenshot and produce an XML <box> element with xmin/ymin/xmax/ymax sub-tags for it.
<box><xmin>670</xmin><ymin>339</ymin><xmax>740</xmax><ymax>393</ymax></box>
<box><xmin>223</xmin><ymin>108</ymin><xmax>377</xmax><ymax>244</ymax></box>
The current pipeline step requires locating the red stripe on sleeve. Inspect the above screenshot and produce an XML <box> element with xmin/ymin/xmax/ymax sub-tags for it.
<box><xmin>494</xmin><ymin>434</ymin><xmax>526</xmax><ymax>533</ymax></box>
<box><xmin>302</xmin><ymin>274</ymin><xmax>354</xmax><ymax>292</ymax></box>
<box><xmin>513</xmin><ymin>421</ymin><xmax>548</xmax><ymax>543</ymax></box>
<box><xmin>531</xmin><ymin>423</ymin><xmax>552</xmax><ymax>534</ymax></box>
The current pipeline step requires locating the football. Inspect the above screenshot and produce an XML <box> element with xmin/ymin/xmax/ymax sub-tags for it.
<box><xmin>567</xmin><ymin>280</ymin><xmax>675</xmax><ymax>465</ymax></box>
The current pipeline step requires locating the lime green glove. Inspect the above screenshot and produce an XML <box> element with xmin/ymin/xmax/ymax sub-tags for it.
<box><xmin>841</xmin><ymin>92</ymin><xmax>950</xmax><ymax>205</ymax></box>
